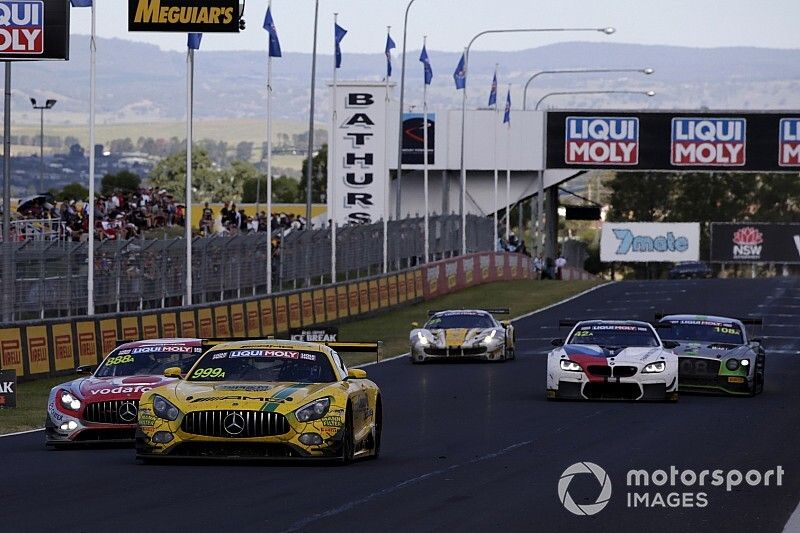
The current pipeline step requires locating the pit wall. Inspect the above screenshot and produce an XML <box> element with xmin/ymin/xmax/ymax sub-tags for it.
<box><xmin>0</xmin><ymin>252</ymin><xmax>533</xmax><ymax>380</ymax></box>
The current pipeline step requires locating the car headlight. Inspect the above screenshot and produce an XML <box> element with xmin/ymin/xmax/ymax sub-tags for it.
<box><xmin>643</xmin><ymin>361</ymin><xmax>666</xmax><ymax>373</ymax></box>
<box><xmin>295</xmin><ymin>397</ymin><xmax>331</xmax><ymax>422</ymax></box>
<box><xmin>560</xmin><ymin>360</ymin><xmax>582</xmax><ymax>372</ymax></box>
<box><xmin>416</xmin><ymin>331</ymin><xmax>430</xmax><ymax>346</ymax></box>
<box><xmin>152</xmin><ymin>395</ymin><xmax>180</xmax><ymax>421</ymax></box>
<box><xmin>726</xmin><ymin>359</ymin><xmax>740</xmax><ymax>371</ymax></box>
<box><xmin>59</xmin><ymin>390</ymin><xmax>81</xmax><ymax>411</ymax></box>
<box><xmin>481</xmin><ymin>330</ymin><xmax>498</xmax><ymax>346</ymax></box>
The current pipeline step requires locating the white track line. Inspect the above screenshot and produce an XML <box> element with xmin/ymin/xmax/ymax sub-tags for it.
<box><xmin>0</xmin><ymin>428</ymin><xmax>44</xmax><ymax>439</ymax></box>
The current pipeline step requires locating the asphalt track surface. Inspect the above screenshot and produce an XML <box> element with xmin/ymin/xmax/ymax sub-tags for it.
<box><xmin>2</xmin><ymin>278</ymin><xmax>800</xmax><ymax>533</ymax></box>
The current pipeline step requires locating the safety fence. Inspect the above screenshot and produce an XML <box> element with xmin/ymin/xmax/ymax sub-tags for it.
<box><xmin>0</xmin><ymin>252</ymin><xmax>533</xmax><ymax>380</ymax></box>
<box><xmin>0</xmin><ymin>214</ymin><xmax>492</xmax><ymax>321</ymax></box>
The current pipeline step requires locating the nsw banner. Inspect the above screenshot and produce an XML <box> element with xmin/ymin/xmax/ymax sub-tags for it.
<box><xmin>710</xmin><ymin>223</ymin><xmax>800</xmax><ymax>263</ymax></box>
<box><xmin>601</xmin><ymin>222</ymin><xmax>700</xmax><ymax>263</ymax></box>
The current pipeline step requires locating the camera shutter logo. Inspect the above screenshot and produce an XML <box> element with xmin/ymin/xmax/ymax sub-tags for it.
<box><xmin>558</xmin><ymin>462</ymin><xmax>612</xmax><ymax>516</ymax></box>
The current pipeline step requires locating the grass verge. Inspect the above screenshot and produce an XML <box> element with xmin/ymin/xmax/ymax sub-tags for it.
<box><xmin>0</xmin><ymin>279</ymin><xmax>601</xmax><ymax>435</ymax></box>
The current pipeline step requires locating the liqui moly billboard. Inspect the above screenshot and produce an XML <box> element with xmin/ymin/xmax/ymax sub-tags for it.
<box><xmin>0</xmin><ymin>0</ymin><xmax>68</xmax><ymax>60</ymax></box>
<box><xmin>565</xmin><ymin>116</ymin><xmax>639</xmax><ymax>165</ymax></box>
<box><xmin>779</xmin><ymin>119</ymin><xmax>800</xmax><ymax>167</ymax></box>
<box><xmin>671</xmin><ymin>117</ymin><xmax>746</xmax><ymax>166</ymax></box>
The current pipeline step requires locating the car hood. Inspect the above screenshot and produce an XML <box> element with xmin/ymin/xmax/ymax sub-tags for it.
<box><xmin>170</xmin><ymin>381</ymin><xmax>339</xmax><ymax>411</ymax></box>
<box><xmin>670</xmin><ymin>342</ymin><xmax>751</xmax><ymax>358</ymax></box>
<box><xmin>562</xmin><ymin>344</ymin><xmax>668</xmax><ymax>364</ymax></box>
<box><xmin>78</xmin><ymin>375</ymin><xmax>173</xmax><ymax>401</ymax></box>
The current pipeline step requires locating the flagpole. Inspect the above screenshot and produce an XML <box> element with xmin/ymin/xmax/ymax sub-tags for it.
<box><xmin>382</xmin><ymin>26</ymin><xmax>391</xmax><ymax>274</ymax></box>
<box><xmin>458</xmin><ymin>46</ymin><xmax>467</xmax><ymax>256</ymax></box>
<box><xmin>492</xmin><ymin>63</ymin><xmax>499</xmax><ymax>251</ymax></box>
<box><xmin>505</xmin><ymin>85</ymin><xmax>511</xmax><ymax>242</ymax></box>
<box><xmin>265</xmin><ymin>1</ymin><xmax>274</xmax><ymax>293</ymax></box>
<box><xmin>87</xmin><ymin>4</ymin><xmax>96</xmax><ymax>315</ymax></box>
<box><xmin>330</xmin><ymin>13</ymin><xmax>339</xmax><ymax>285</ymax></box>
<box><xmin>422</xmin><ymin>36</ymin><xmax>429</xmax><ymax>264</ymax></box>
<box><xmin>185</xmin><ymin>46</ymin><xmax>194</xmax><ymax>306</ymax></box>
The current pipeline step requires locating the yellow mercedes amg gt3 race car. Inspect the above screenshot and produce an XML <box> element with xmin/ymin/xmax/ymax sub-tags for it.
<box><xmin>135</xmin><ymin>339</ymin><xmax>382</xmax><ymax>462</ymax></box>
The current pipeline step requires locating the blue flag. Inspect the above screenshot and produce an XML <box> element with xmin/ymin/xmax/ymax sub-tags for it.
<box><xmin>70</xmin><ymin>0</ymin><xmax>92</xmax><ymax>6</ymax></box>
<box><xmin>335</xmin><ymin>23</ymin><xmax>348</xmax><ymax>69</ymax></box>
<box><xmin>263</xmin><ymin>6</ymin><xmax>282</xmax><ymax>58</ymax></box>
<box><xmin>419</xmin><ymin>45</ymin><xmax>432</xmax><ymax>85</ymax></box>
<box><xmin>187</xmin><ymin>33</ymin><xmax>202</xmax><ymax>50</ymax></box>
<box><xmin>503</xmin><ymin>88</ymin><xmax>511</xmax><ymax>124</ymax></box>
<box><xmin>488</xmin><ymin>70</ymin><xmax>498</xmax><ymax>108</ymax></box>
<box><xmin>453</xmin><ymin>53</ymin><xmax>466</xmax><ymax>90</ymax></box>
<box><xmin>385</xmin><ymin>33</ymin><xmax>396</xmax><ymax>78</ymax></box>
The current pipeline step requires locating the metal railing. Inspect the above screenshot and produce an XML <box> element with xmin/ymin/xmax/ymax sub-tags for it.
<box><xmin>0</xmin><ymin>215</ymin><xmax>493</xmax><ymax>322</ymax></box>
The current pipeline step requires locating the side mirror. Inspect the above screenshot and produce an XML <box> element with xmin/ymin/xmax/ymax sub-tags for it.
<box><xmin>750</xmin><ymin>338</ymin><xmax>762</xmax><ymax>344</ymax></box>
<box><xmin>662</xmin><ymin>340</ymin><xmax>680</xmax><ymax>349</ymax></box>
<box><xmin>551</xmin><ymin>338</ymin><xmax>564</xmax><ymax>347</ymax></box>
<box><xmin>163</xmin><ymin>367</ymin><xmax>182</xmax><ymax>379</ymax></box>
<box><xmin>76</xmin><ymin>365</ymin><xmax>94</xmax><ymax>375</ymax></box>
<box><xmin>346</xmin><ymin>368</ymin><xmax>367</xmax><ymax>380</ymax></box>
<box><xmin>500</xmin><ymin>320</ymin><xmax>511</xmax><ymax>328</ymax></box>
<box><xmin>411</xmin><ymin>322</ymin><xmax>419</xmax><ymax>328</ymax></box>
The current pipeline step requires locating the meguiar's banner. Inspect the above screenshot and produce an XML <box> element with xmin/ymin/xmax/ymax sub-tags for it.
<box><xmin>128</xmin><ymin>0</ymin><xmax>240</xmax><ymax>32</ymax></box>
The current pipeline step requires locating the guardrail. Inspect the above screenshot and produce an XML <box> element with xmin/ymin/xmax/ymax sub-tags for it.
<box><xmin>0</xmin><ymin>252</ymin><xmax>533</xmax><ymax>380</ymax></box>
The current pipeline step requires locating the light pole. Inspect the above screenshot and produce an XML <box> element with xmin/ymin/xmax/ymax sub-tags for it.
<box><xmin>522</xmin><ymin>67</ymin><xmax>654</xmax><ymax>110</ymax></box>
<box><xmin>395</xmin><ymin>0</ymin><xmax>418</xmax><ymax>219</ymax></box>
<box><xmin>534</xmin><ymin>89</ymin><xmax>655</xmax><ymax>110</ymax></box>
<box><xmin>30</xmin><ymin>98</ymin><xmax>56</xmax><ymax>193</ymax></box>
<box><xmin>458</xmin><ymin>26</ymin><xmax>615</xmax><ymax>256</ymax></box>
<box><xmin>533</xmin><ymin>89</ymin><xmax>655</xmax><ymax>260</ymax></box>
<box><xmin>304</xmin><ymin>0</ymin><xmax>320</xmax><ymax>224</ymax></box>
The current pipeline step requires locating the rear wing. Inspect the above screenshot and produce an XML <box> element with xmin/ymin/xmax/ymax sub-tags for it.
<box><xmin>654</xmin><ymin>313</ymin><xmax>763</xmax><ymax>326</ymax></box>
<box><xmin>428</xmin><ymin>308</ymin><xmax>510</xmax><ymax>317</ymax></box>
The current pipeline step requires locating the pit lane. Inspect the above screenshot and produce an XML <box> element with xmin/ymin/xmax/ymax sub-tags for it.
<box><xmin>1</xmin><ymin>278</ymin><xmax>799</xmax><ymax>532</ymax></box>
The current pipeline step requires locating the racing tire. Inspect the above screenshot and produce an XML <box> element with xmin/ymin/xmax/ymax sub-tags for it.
<box><xmin>750</xmin><ymin>355</ymin><xmax>766</xmax><ymax>396</ymax></box>
<box><xmin>338</xmin><ymin>405</ymin><xmax>355</xmax><ymax>465</ymax></box>
<box><xmin>370</xmin><ymin>396</ymin><xmax>383</xmax><ymax>460</ymax></box>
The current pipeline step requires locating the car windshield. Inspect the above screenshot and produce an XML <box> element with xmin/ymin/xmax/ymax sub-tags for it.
<box><xmin>425</xmin><ymin>313</ymin><xmax>496</xmax><ymax>329</ymax></box>
<box><xmin>187</xmin><ymin>348</ymin><xmax>336</xmax><ymax>383</ymax></box>
<box><xmin>567</xmin><ymin>324</ymin><xmax>660</xmax><ymax>347</ymax></box>
<box><xmin>95</xmin><ymin>345</ymin><xmax>203</xmax><ymax>377</ymax></box>
<box><xmin>661</xmin><ymin>320</ymin><xmax>744</xmax><ymax>344</ymax></box>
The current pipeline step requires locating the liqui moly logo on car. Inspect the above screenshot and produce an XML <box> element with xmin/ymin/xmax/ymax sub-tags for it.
<box><xmin>778</xmin><ymin>118</ymin><xmax>800</xmax><ymax>167</ymax></box>
<box><xmin>671</xmin><ymin>118</ymin><xmax>746</xmax><ymax>166</ymax></box>
<box><xmin>732</xmin><ymin>226</ymin><xmax>763</xmax><ymax>260</ymax></box>
<box><xmin>0</xmin><ymin>1</ymin><xmax>44</xmax><ymax>54</ymax></box>
<box><xmin>565</xmin><ymin>117</ymin><xmax>639</xmax><ymax>165</ymax></box>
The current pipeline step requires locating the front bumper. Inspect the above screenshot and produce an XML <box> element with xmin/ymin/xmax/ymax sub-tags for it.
<box><xmin>548</xmin><ymin>379</ymin><xmax>677</xmax><ymax>401</ymax></box>
<box><xmin>45</xmin><ymin>417</ymin><xmax>137</xmax><ymax>446</ymax></box>
<box><xmin>678</xmin><ymin>357</ymin><xmax>752</xmax><ymax>395</ymax></box>
<box><xmin>410</xmin><ymin>343</ymin><xmax>504</xmax><ymax>362</ymax></box>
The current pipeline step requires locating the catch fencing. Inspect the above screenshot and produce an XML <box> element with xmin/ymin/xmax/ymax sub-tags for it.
<box><xmin>0</xmin><ymin>214</ymin><xmax>493</xmax><ymax>322</ymax></box>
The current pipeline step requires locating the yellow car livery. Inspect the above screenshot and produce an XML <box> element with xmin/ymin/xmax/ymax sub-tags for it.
<box><xmin>135</xmin><ymin>339</ymin><xmax>382</xmax><ymax>462</ymax></box>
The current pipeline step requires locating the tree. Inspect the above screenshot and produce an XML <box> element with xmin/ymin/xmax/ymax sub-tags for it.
<box><xmin>242</xmin><ymin>175</ymin><xmax>299</xmax><ymax>203</ymax></box>
<box><xmin>148</xmin><ymin>148</ymin><xmax>215</xmax><ymax>201</ymax></box>
<box><xmin>235</xmin><ymin>141</ymin><xmax>253</xmax><ymax>162</ymax></box>
<box><xmin>298</xmin><ymin>144</ymin><xmax>328</xmax><ymax>204</ymax></box>
<box><xmin>101</xmin><ymin>170</ymin><xmax>141</xmax><ymax>196</ymax></box>
<box><xmin>54</xmin><ymin>182</ymin><xmax>89</xmax><ymax>202</ymax></box>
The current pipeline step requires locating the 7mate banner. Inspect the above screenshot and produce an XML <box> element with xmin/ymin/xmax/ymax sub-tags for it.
<box><xmin>711</xmin><ymin>223</ymin><xmax>800</xmax><ymax>263</ymax></box>
<box><xmin>546</xmin><ymin>111</ymin><xmax>800</xmax><ymax>172</ymax></box>
<box><xmin>128</xmin><ymin>0</ymin><xmax>240</xmax><ymax>32</ymax></box>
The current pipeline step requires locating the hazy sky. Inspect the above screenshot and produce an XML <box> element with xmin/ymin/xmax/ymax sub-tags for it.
<box><xmin>71</xmin><ymin>1</ymin><xmax>800</xmax><ymax>54</ymax></box>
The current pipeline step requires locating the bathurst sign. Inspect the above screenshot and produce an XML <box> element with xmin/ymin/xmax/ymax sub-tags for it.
<box><xmin>547</xmin><ymin>111</ymin><xmax>800</xmax><ymax>172</ymax></box>
<box><xmin>0</xmin><ymin>0</ymin><xmax>68</xmax><ymax>60</ymax></box>
<box><xmin>711</xmin><ymin>223</ymin><xmax>800</xmax><ymax>263</ymax></box>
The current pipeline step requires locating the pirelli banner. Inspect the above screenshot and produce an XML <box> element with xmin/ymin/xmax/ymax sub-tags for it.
<box><xmin>128</xmin><ymin>0</ymin><xmax>241</xmax><ymax>32</ymax></box>
<box><xmin>546</xmin><ymin>111</ymin><xmax>800</xmax><ymax>172</ymax></box>
<box><xmin>328</xmin><ymin>82</ymin><xmax>393</xmax><ymax>225</ymax></box>
<box><xmin>711</xmin><ymin>223</ymin><xmax>800</xmax><ymax>264</ymax></box>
